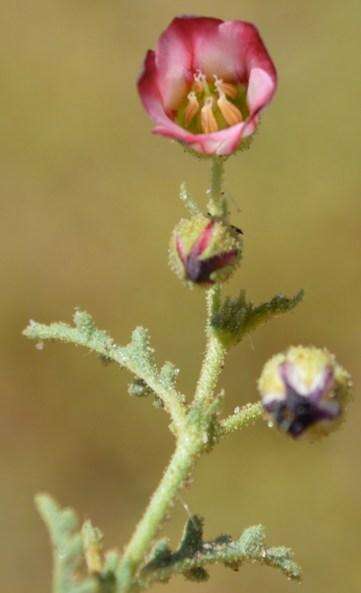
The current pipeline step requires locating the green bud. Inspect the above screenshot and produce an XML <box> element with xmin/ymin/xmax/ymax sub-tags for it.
<box><xmin>169</xmin><ymin>214</ymin><xmax>242</xmax><ymax>287</ymax></box>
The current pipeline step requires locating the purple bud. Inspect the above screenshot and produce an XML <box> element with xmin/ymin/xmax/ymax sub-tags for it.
<box><xmin>170</xmin><ymin>215</ymin><xmax>242</xmax><ymax>287</ymax></box>
<box><xmin>258</xmin><ymin>346</ymin><xmax>352</xmax><ymax>439</ymax></box>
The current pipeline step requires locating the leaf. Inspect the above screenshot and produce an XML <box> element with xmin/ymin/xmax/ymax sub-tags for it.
<box><xmin>139</xmin><ymin>517</ymin><xmax>301</xmax><ymax>588</ymax></box>
<box><xmin>211</xmin><ymin>289</ymin><xmax>304</xmax><ymax>347</ymax></box>
<box><xmin>23</xmin><ymin>312</ymin><xmax>186</xmax><ymax>427</ymax></box>
<box><xmin>36</xmin><ymin>494</ymin><xmax>96</xmax><ymax>593</ymax></box>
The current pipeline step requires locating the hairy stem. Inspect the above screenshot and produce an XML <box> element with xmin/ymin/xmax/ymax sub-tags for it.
<box><xmin>194</xmin><ymin>158</ymin><xmax>229</xmax><ymax>407</ymax></box>
<box><xmin>116</xmin><ymin>433</ymin><xmax>203</xmax><ymax>592</ymax></box>
<box><xmin>220</xmin><ymin>402</ymin><xmax>263</xmax><ymax>436</ymax></box>
<box><xmin>194</xmin><ymin>286</ymin><xmax>227</xmax><ymax>407</ymax></box>
<box><xmin>207</xmin><ymin>157</ymin><xmax>228</xmax><ymax>219</ymax></box>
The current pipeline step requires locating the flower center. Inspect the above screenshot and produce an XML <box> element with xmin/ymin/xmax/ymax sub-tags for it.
<box><xmin>175</xmin><ymin>72</ymin><xmax>249</xmax><ymax>135</ymax></box>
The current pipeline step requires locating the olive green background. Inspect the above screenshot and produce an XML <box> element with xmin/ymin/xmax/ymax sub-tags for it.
<box><xmin>1</xmin><ymin>1</ymin><xmax>360</xmax><ymax>592</ymax></box>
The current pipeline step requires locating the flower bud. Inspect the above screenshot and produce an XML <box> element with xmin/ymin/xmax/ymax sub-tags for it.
<box><xmin>258</xmin><ymin>346</ymin><xmax>352</xmax><ymax>439</ymax></box>
<box><xmin>169</xmin><ymin>214</ymin><xmax>242</xmax><ymax>287</ymax></box>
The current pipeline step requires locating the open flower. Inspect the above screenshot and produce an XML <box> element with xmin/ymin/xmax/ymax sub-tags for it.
<box><xmin>138</xmin><ymin>16</ymin><xmax>277</xmax><ymax>156</ymax></box>
<box><xmin>258</xmin><ymin>347</ymin><xmax>352</xmax><ymax>439</ymax></box>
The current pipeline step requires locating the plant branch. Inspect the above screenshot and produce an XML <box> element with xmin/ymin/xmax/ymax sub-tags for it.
<box><xmin>137</xmin><ymin>522</ymin><xmax>301</xmax><ymax>589</ymax></box>
<box><xmin>23</xmin><ymin>311</ymin><xmax>187</xmax><ymax>434</ymax></box>
<box><xmin>220</xmin><ymin>402</ymin><xmax>263</xmax><ymax>436</ymax></box>
<box><xmin>115</xmin><ymin>434</ymin><xmax>204</xmax><ymax>592</ymax></box>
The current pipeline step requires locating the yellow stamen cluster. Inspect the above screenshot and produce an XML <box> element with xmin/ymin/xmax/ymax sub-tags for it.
<box><xmin>201</xmin><ymin>97</ymin><xmax>218</xmax><ymax>133</ymax></box>
<box><xmin>179</xmin><ymin>71</ymin><xmax>245</xmax><ymax>134</ymax></box>
<box><xmin>184</xmin><ymin>92</ymin><xmax>199</xmax><ymax>126</ymax></box>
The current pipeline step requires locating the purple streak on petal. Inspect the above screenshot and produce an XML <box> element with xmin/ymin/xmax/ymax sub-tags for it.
<box><xmin>206</xmin><ymin>249</ymin><xmax>239</xmax><ymax>271</ymax></box>
<box><xmin>279</xmin><ymin>361</ymin><xmax>298</xmax><ymax>392</ymax></box>
<box><xmin>184</xmin><ymin>248</ymin><xmax>238</xmax><ymax>284</ymax></box>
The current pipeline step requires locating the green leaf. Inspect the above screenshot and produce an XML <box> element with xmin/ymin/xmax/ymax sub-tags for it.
<box><xmin>139</xmin><ymin>517</ymin><xmax>301</xmax><ymax>589</ymax></box>
<box><xmin>23</xmin><ymin>311</ymin><xmax>186</xmax><ymax>431</ymax></box>
<box><xmin>159</xmin><ymin>362</ymin><xmax>179</xmax><ymax>389</ymax></box>
<box><xmin>36</xmin><ymin>494</ymin><xmax>96</xmax><ymax>593</ymax></box>
<box><xmin>211</xmin><ymin>289</ymin><xmax>304</xmax><ymax>347</ymax></box>
<box><xmin>177</xmin><ymin>516</ymin><xmax>204</xmax><ymax>557</ymax></box>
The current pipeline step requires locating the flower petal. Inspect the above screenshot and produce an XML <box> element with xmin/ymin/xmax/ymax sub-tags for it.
<box><xmin>247</xmin><ymin>67</ymin><xmax>277</xmax><ymax>116</ymax></box>
<box><xmin>137</xmin><ymin>50</ymin><xmax>169</xmax><ymax>125</ymax></box>
<box><xmin>193</xmin><ymin>20</ymin><xmax>248</xmax><ymax>80</ymax></box>
<box><xmin>155</xmin><ymin>17</ymin><xmax>194</xmax><ymax>111</ymax></box>
<box><xmin>153</xmin><ymin>121</ymin><xmax>247</xmax><ymax>156</ymax></box>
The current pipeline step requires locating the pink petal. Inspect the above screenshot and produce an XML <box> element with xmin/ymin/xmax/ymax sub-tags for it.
<box><xmin>192</xmin><ymin>221</ymin><xmax>214</xmax><ymax>256</ymax></box>
<box><xmin>137</xmin><ymin>50</ymin><xmax>170</xmax><ymax>125</ymax></box>
<box><xmin>192</xmin><ymin>19</ymin><xmax>277</xmax><ymax>113</ymax></box>
<box><xmin>155</xmin><ymin>17</ymin><xmax>194</xmax><ymax>111</ymax></box>
<box><xmin>137</xmin><ymin>50</ymin><xmax>195</xmax><ymax>142</ymax></box>
<box><xmin>193</xmin><ymin>20</ymin><xmax>249</xmax><ymax>81</ymax></box>
<box><xmin>153</xmin><ymin>121</ymin><xmax>247</xmax><ymax>156</ymax></box>
<box><xmin>247</xmin><ymin>67</ymin><xmax>276</xmax><ymax>115</ymax></box>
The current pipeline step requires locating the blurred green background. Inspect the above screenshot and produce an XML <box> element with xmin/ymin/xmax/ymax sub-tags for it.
<box><xmin>1</xmin><ymin>1</ymin><xmax>360</xmax><ymax>592</ymax></box>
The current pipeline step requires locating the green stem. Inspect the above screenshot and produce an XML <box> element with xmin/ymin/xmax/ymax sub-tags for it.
<box><xmin>220</xmin><ymin>402</ymin><xmax>263</xmax><ymax>436</ymax></box>
<box><xmin>194</xmin><ymin>286</ymin><xmax>227</xmax><ymax>407</ymax></box>
<box><xmin>116</xmin><ymin>433</ymin><xmax>203</xmax><ymax>592</ymax></box>
<box><xmin>207</xmin><ymin>157</ymin><xmax>228</xmax><ymax>219</ymax></box>
<box><xmin>116</xmin><ymin>159</ymin><xmax>230</xmax><ymax>592</ymax></box>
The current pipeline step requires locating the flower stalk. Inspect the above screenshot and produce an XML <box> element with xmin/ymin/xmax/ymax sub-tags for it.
<box><xmin>207</xmin><ymin>157</ymin><xmax>228</xmax><ymax>219</ymax></box>
<box><xmin>117</xmin><ymin>163</ymin><xmax>232</xmax><ymax>593</ymax></box>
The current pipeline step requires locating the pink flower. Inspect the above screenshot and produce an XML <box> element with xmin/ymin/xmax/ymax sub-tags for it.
<box><xmin>138</xmin><ymin>16</ymin><xmax>277</xmax><ymax>156</ymax></box>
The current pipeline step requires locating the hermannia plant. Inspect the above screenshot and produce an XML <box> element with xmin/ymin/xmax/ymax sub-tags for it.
<box><xmin>24</xmin><ymin>15</ymin><xmax>353</xmax><ymax>593</ymax></box>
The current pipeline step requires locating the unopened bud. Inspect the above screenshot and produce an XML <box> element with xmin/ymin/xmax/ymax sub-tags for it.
<box><xmin>258</xmin><ymin>346</ymin><xmax>352</xmax><ymax>439</ymax></box>
<box><xmin>169</xmin><ymin>214</ymin><xmax>242</xmax><ymax>287</ymax></box>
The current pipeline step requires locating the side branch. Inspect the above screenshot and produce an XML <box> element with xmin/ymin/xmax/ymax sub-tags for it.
<box><xmin>23</xmin><ymin>311</ymin><xmax>187</xmax><ymax>434</ymax></box>
<box><xmin>138</xmin><ymin>521</ymin><xmax>301</xmax><ymax>589</ymax></box>
<box><xmin>220</xmin><ymin>402</ymin><xmax>263</xmax><ymax>436</ymax></box>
